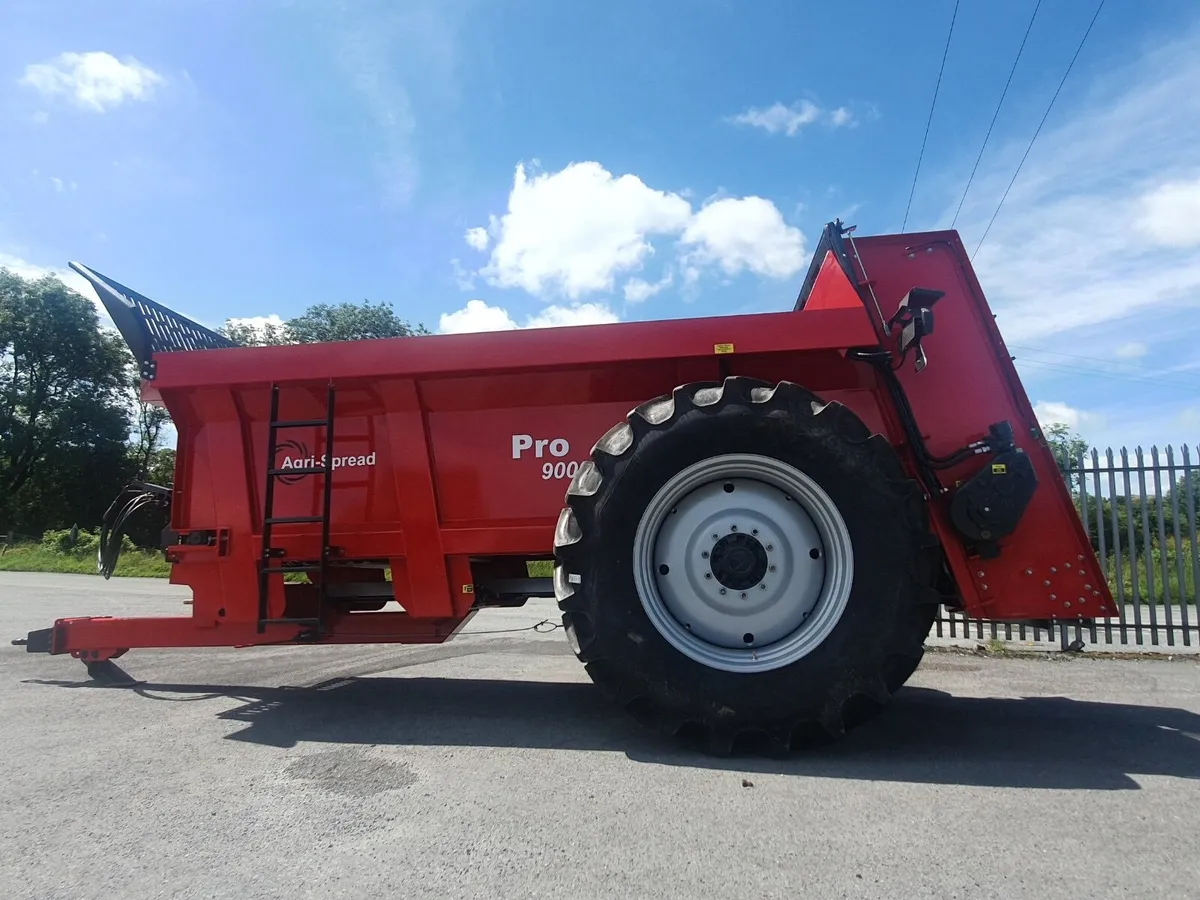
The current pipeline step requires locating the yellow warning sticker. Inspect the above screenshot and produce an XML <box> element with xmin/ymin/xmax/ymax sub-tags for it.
<box><xmin>992</xmin><ymin>463</ymin><xmax>1007</xmax><ymax>474</ymax></box>
<box><xmin>462</xmin><ymin>584</ymin><xmax>475</xmax><ymax>594</ymax></box>
<box><xmin>714</xmin><ymin>342</ymin><xmax>735</xmax><ymax>355</ymax></box>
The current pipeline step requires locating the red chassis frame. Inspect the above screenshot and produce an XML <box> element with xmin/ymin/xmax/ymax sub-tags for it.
<box><xmin>26</xmin><ymin>223</ymin><xmax>1116</xmax><ymax>662</ymax></box>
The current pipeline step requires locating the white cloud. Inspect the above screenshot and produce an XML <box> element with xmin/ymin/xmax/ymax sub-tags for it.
<box><xmin>1033</xmin><ymin>400</ymin><xmax>1106</xmax><ymax>436</ymax></box>
<box><xmin>449</xmin><ymin>258</ymin><xmax>476</xmax><ymax>291</ymax></box>
<box><xmin>526</xmin><ymin>302</ymin><xmax>619</xmax><ymax>329</ymax></box>
<box><xmin>464</xmin><ymin>227</ymin><xmax>490</xmax><ymax>251</ymax></box>
<box><xmin>438</xmin><ymin>298</ymin><xmax>618</xmax><ymax>334</ymax></box>
<box><xmin>438</xmin><ymin>299</ymin><xmax>517</xmax><ymax>333</ymax></box>
<box><xmin>466</xmin><ymin>161</ymin><xmax>805</xmax><ymax>302</ymax></box>
<box><xmin>1115</xmin><ymin>341</ymin><xmax>1149</xmax><ymax>360</ymax></box>
<box><xmin>19</xmin><ymin>51</ymin><xmax>165</xmax><ymax>112</ymax></box>
<box><xmin>680</xmin><ymin>196</ymin><xmax>806</xmax><ymax>280</ymax></box>
<box><xmin>727</xmin><ymin>99</ymin><xmax>857</xmax><ymax>136</ymax></box>
<box><xmin>477</xmin><ymin>161</ymin><xmax>691</xmax><ymax>299</ymax></box>
<box><xmin>624</xmin><ymin>272</ymin><xmax>673</xmax><ymax>303</ymax></box>
<box><xmin>1136</xmin><ymin>177</ymin><xmax>1200</xmax><ymax>248</ymax></box>
<box><xmin>829</xmin><ymin>107</ymin><xmax>854</xmax><ymax>128</ymax></box>
<box><xmin>43</xmin><ymin>175</ymin><xmax>77</xmax><ymax>193</ymax></box>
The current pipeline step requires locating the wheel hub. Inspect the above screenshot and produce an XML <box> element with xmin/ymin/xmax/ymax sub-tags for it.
<box><xmin>709</xmin><ymin>532</ymin><xmax>768</xmax><ymax>591</ymax></box>
<box><xmin>632</xmin><ymin>453</ymin><xmax>854</xmax><ymax>673</ymax></box>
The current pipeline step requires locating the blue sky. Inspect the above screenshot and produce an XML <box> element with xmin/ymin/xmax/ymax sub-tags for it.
<box><xmin>2</xmin><ymin>0</ymin><xmax>1199</xmax><ymax>452</ymax></box>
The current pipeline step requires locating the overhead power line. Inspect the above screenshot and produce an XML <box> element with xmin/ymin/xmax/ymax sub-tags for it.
<box><xmin>1014</xmin><ymin>358</ymin><xmax>1200</xmax><ymax>393</ymax></box>
<box><xmin>1010</xmin><ymin>344</ymin><xmax>1200</xmax><ymax>382</ymax></box>
<box><xmin>951</xmin><ymin>0</ymin><xmax>1042</xmax><ymax>229</ymax></box>
<box><xmin>901</xmin><ymin>0</ymin><xmax>960</xmax><ymax>233</ymax></box>
<box><xmin>972</xmin><ymin>0</ymin><xmax>1107</xmax><ymax>258</ymax></box>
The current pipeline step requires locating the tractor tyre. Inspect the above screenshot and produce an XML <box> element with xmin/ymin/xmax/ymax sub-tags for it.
<box><xmin>552</xmin><ymin>376</ymin><xmax>941</xmax><ymax>755</ymax></box>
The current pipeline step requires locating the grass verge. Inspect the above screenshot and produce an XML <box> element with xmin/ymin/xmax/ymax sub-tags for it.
<box><xmin>0</xmin><ymin>544</ymin><xmax>171</xmax><ymax>578</ymax></box>
<box><xmin>0</xmin><ymin>543</ymin><xmax>556</xmax><ymax>582</ymax></box>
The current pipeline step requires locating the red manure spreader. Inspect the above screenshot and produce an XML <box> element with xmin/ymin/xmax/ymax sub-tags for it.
<box><xmin>17</xmin><ymin>221</ymin><xmax>1115</xmax><ymax>753</ymax></box>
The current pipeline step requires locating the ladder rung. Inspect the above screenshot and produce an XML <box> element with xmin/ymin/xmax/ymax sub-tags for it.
<box><xmin>272</xmin><ymin>418</ymin><xmax>329</xmax><ymax>429</ymax></box>
<box><xmin>269</xmin><ymin>467</ymin><xmax>326</xmax><ymax>476</ymax></box>
<box><xmin>265</xmin><ymin>515</ymin><xmax>324</xmax><ymax>525</ymax></box>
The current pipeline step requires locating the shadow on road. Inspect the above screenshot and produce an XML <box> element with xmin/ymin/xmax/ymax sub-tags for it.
<box><xmin>23</xmin><ymin>672</ymin><xmax>1200</xmax><ymax>790</ymax></box>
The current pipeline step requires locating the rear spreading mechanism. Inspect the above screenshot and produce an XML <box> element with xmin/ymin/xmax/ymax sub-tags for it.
<box><xmin>16</xmin><ymin>221</ymin><xmax>1113</xmax><ymax>755</ymax></box>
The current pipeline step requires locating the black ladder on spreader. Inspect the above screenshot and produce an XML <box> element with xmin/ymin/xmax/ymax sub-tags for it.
<box><xmin>257</xmin><ymin>382</ymin><xmax>337</xmax><ymax>635</ymax></box>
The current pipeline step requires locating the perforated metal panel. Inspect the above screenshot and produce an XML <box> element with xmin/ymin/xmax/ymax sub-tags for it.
<box><xmin>69</xmin><ymin>262</ymin><xmax>235</xmax><ymax>377</ymax></box>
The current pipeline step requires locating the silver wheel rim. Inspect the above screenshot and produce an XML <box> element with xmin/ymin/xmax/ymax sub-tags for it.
<box><xmin>632</xmin><ymin>453</ymin><xmax>854</xmax><ymax>673</ymax></box>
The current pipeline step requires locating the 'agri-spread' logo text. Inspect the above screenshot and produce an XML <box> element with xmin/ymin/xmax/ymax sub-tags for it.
<box><xmin>275</xmin><ymin>439</ymin><xmax>377</xmax><ymax>484</ymax></box>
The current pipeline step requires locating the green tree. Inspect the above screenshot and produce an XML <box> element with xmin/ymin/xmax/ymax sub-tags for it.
<box><xmin>287</xmin><ymin>300</ymin><xmax>430</xmax><ymax>342</ymax></box>
<box><xmin>1042</xmin><ymin>421</ymin><xmax>1091</xmax><ymax>499</ymax></box>
<box><xmin>0</xmin><ymin>268</ymin><xmax>136</xmax><ymax>534</ymax></box>
<box><xmin>1043</xmin><ymin>421</ymin><xmax>1089</xmax><ymax>468</ymax></box>
<box><xmin>131</xmin><ymin>386</ymin><xmax>172</xmax><ymax>481</ymax></box>
<box><xmin>121</xmin><ymin>445</ymin><xmax>176</xmax><ymax>549</ymax></box>
<box><xmin>220</xmin><ymin>317</ymin><xmax>291</xmax><ymax>347</ymax></box>
<box><xmin>8</xmin><ymin>402</ymin><xmax>135</xmax><ymax>536</ymax></box>
<box><xmin>220</xmin><ymin>300</ymin><xmax>429</xmax><ymax>346</ymax></box>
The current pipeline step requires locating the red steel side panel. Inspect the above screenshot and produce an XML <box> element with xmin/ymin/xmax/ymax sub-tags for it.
<box><xmin>845</xmin><ymin>230</ymin><xmax>1116</xmax><ymax>620</ymax></box>
<box><xmin>150</xmin><ymin>305</ymin><xmax>883</xmax><ymax>634</ymax></box>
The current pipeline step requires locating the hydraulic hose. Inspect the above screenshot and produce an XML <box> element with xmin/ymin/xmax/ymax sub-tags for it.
<box><xmin>97</xmin><ymin>482</ymin><xmax>171</xmax><ymax>579</ymax></box>
<box><xmin>847</xmin><ymin>349</ymin><xmax>996</xmax><ymax>495</ymax></box>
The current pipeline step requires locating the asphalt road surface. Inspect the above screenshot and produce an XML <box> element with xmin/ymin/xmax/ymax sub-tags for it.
<box><xmin>2</xmin><ymin>572</ymin><xmax>1199</xmax><ymax>900</ymax></box>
